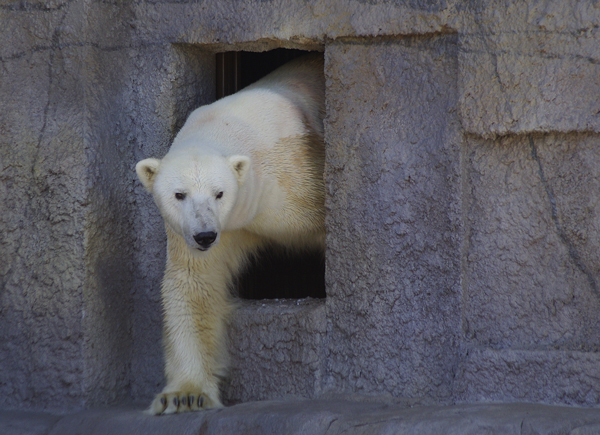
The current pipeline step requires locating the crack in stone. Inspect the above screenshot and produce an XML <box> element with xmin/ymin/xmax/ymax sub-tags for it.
<box><xmin>528</xmin><ymin>135</ymin><xmax>599</xmax><ymax>300</ymax></box>
<box><xmin>337</xmin><ymin>417</ymin><xmax>406</xmax><ymax>434</ymax></box>
<box><xmin>323</xmin><ymin>417</ymin><xmax>339</xmax><ymax>434</ymax></box>
<box><xmin>31</xmin><ymin>7</ymin><xmax>66</xmax><ymax>186</ymax></box>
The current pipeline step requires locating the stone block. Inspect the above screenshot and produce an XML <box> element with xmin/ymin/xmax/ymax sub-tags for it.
<box><xmin>323</xmin><ymin>35</ymin><xmax>463</xmax><ymax>401</ymax></box>
<box><xmin>130</xmin><ymin>0</ymin><xmax>451</xmax><ymax>47</ymax></box>
<box><xmin>459</xmin><ymin>31</ymin><xmax>600</xmax><ymax>136</ymax></box>
<box><xmin>223</xmin><ymin>299</ymin><xmax>326</xmax><ymax>404</ymax></box>
<box><xmin>463</xmin><ymin>133</ymin><xmax>600</xmax><ymax>352</ymax></box>
<box><xmin>457</xmin><ymin>1</ymin><xmax>600</xmax><ymax>34</ymax></box>
<box><xmin>455</xmin><ymin>348</ymin><xmax>600</xmax><ymax>406</ymax></box>
<box><xmin>0</xmin><ymin>39</ymin><xmax>88</xmax><ymax>409</ymax></box>
<box><xmin>0</xmin><ymin>5</ymin><xmax>214</xmax><ymax>410</ymax></box>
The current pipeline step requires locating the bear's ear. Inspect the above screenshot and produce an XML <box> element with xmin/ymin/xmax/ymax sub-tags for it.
<box><xmin>136</xmin><ymin>158</ymin><xmax>161</xmax><ymax>192</ymax></box>
<box><xmin>228</xmin><ymin>155</ymin><xmax>251</xmax><ymax>184</ymax></box>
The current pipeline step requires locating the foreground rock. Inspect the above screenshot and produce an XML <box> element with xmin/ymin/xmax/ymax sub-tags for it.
<box><xmin>3</xmin><ymin>400</ymin><xmax>600</xmax><ymax>435</ymax></box>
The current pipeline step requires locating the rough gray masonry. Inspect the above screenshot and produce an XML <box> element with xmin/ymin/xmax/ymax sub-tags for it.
<box><xmin>1</xmin><ymin>0</ymin><xmax>600</xmax><ymax>416</ymax></box>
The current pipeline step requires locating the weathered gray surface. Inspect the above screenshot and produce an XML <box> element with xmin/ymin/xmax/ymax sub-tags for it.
<box><xmin>0</xmin><ymin>410</ymin><xmax>61</xmax><ymax>435</ymax></box>
<box><xmin>0</xmin><ymin>3</ymin><xmax>215</xmax><ymax>409</ymax></box>
<box><xmin>1</xmin><ymin>4</ymin><xmax>89</xmax><ymax>409</ymax></box>
<box><xmin>223</xmin><ymin>299</ymin><xmax>326</xmax><ymax>404</ymax></box>
<box><xmin>323</xmin><ymin>36</ymin><xmax>462</xmax><ymax>403</ymax></box>
<box><xmin>459</xmin><ymin>18</ymin><xmax>600</xmax><ymax>137</ymax></box>
<box><xmin>461</xmin><ymin>134</ymin><xmax>600</xmax><ymax>351</ymax></box>
<box><xmin>455</xmin><ymin>348</ymin><xmax>600</xmax><ymax>405</ymax></box>
<box><xmin>5</xmin><ymin>401</ymin><xmax>600</xmax><ymax>435</ymax></box>
<box><xmin>2</xmin><ymin>0</ymin><xmax>600</xmax><ymax>415</ymax></box>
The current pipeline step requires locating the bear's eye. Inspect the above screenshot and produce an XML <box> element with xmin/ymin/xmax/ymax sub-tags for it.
<box><xmin>216</xmin><ymin>191</ymin><xmax>223</xmax><ymax>200</ymax></box>
<box><xmin>175</xmin><ymin>192</ymin><xmax>186</xmax><ymax>201</ymax></box>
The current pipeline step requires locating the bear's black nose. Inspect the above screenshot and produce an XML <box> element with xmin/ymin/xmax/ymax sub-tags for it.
<box><xmin>193</xmin><ymin>231</ymin><xmax>217</xmax><ymax>248</ymax></box>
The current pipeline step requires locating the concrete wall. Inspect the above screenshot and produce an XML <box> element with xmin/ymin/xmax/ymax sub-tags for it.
<box><xmin>324</xmin><ymin>36</ymin><xmax>462</xmax><ymax>403</ymax></box>
<box><xmin>1</xmin><ymin>0</ymin><xmax>599</xmax><ymax>411</ymax></box>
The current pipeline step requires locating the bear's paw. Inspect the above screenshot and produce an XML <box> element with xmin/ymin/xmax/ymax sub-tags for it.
<box><xmin>148</xmin><ymin>389</ymin><xmax>222</xmax><ymax>415</ymax></box>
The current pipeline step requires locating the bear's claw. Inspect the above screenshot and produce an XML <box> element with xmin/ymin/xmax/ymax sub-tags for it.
<box><xmin>149</xmin><ymin>390</ymin><xmax>219</xmax><ymax>415</ymax></box>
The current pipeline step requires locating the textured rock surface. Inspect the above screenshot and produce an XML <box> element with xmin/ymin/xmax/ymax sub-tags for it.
<box><xmin>0</xmin><ymin>410</ymin><xmax>61</xmax><ymax>435</ymax></box>
<box><xmin>0</xmin><ymin>3</ymin><xmax>215</xmax><ymax>410</ymax></box>
<box><xmin>2</xmin><ymin>0</ymin><xmax>600</xmax><ymax>415</ymax></box>
<box><xmin>5</xmin><ymin>401</ymin><xmax>600</xmax><ymax>435</ymax></box>
<box><xmin>455</xmin><ymin>348</ymin><xmax>600</xmax><ymax>406</ymax></box>
<box><xmin>459</xmin><ymin>31</ymin><xmax>600</xmax><ymax>137</ymax></box>
<box><xmin>323</xmin><ymin>36</ymin><xmax>462</xmax><ymax>402</ymax></box>
<box><xmin>1</xmin><ymin>3</ymin><xmax>89</xmax><ymax>409</ymax></box>
<box><xmin>223</xmin><ymin>299</ymin><xmax>326</xmax><ymax>404</ymax></box>
<box><xmin>461</xmin><ymin>134</ymin><xmax>600</xmax><ymax>351</ymax></box>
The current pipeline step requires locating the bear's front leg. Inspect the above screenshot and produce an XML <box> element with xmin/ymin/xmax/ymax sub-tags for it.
<box><xmin>150</xmin><ymin>272</ymin><xmax>229</xmax><ymax>414</ymax></box>
<box><xmin>149</xmin><ymin>245</ymin><xmax>232</xmax><ymax>415</ymax></box>
<box><xmin>149</xmin><ymin>229</ymin><xmax>259</xmax><ymax>415</ymax></box>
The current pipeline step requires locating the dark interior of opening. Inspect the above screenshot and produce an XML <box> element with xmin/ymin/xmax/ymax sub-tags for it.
<box><xmin>216</xmin><ymin>49</ymin><xmax>311</xmax><ymax>99</ymax></box>
<box><xmin>216</xmin><ymin>48</ymin><xmax>326</xmax><ymax>300</ymax></box>
<box><xmin>237</xmin><ymin>249</ymin><xmax>326</xmax><ymax>300</ymax></box>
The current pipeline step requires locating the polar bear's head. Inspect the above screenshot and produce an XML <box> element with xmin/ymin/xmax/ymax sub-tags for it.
<box><xmin>136</xmin><ymin>152</ymin><xmax>250</xmax><ymax>251</ymax></box>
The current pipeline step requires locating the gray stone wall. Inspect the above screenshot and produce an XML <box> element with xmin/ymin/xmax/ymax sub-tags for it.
<box><xmin>1</xmin><ymin>0</ymin><xmax>599</xmax><ymax>412</ymax></box>
<box><xmin>324</xmin><ymin>36</ymin><xmax>462</xmax><ymax>403</ymax></box>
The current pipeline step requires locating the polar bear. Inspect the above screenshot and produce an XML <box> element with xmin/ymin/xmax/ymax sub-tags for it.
<box><xmin>136</xmin><ymin>54</ymin><xmax>325</xmax><ymax>415</ymax></box>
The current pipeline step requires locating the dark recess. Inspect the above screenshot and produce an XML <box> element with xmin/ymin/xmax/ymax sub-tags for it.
<box><xmin>215</xmin><ymin>48</ymin><xmax>326</xmax><ymax>300</ymax></box>
<box><xmin>216</xmin><ymin>49</ymin><xmax>310</xmax><ymax>98</ymax></box>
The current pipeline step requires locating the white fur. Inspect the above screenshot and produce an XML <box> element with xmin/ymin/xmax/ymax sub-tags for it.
<box><xmin>136</xmin><ymin>54</ymin><xmax>325</xmax><ymax>415</ymax></box>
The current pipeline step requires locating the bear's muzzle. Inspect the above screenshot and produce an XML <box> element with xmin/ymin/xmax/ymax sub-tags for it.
<box><xmin>193</xmin><ymin>231</ymin><xmax>218</xmax><ymax>250</ymax></box>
